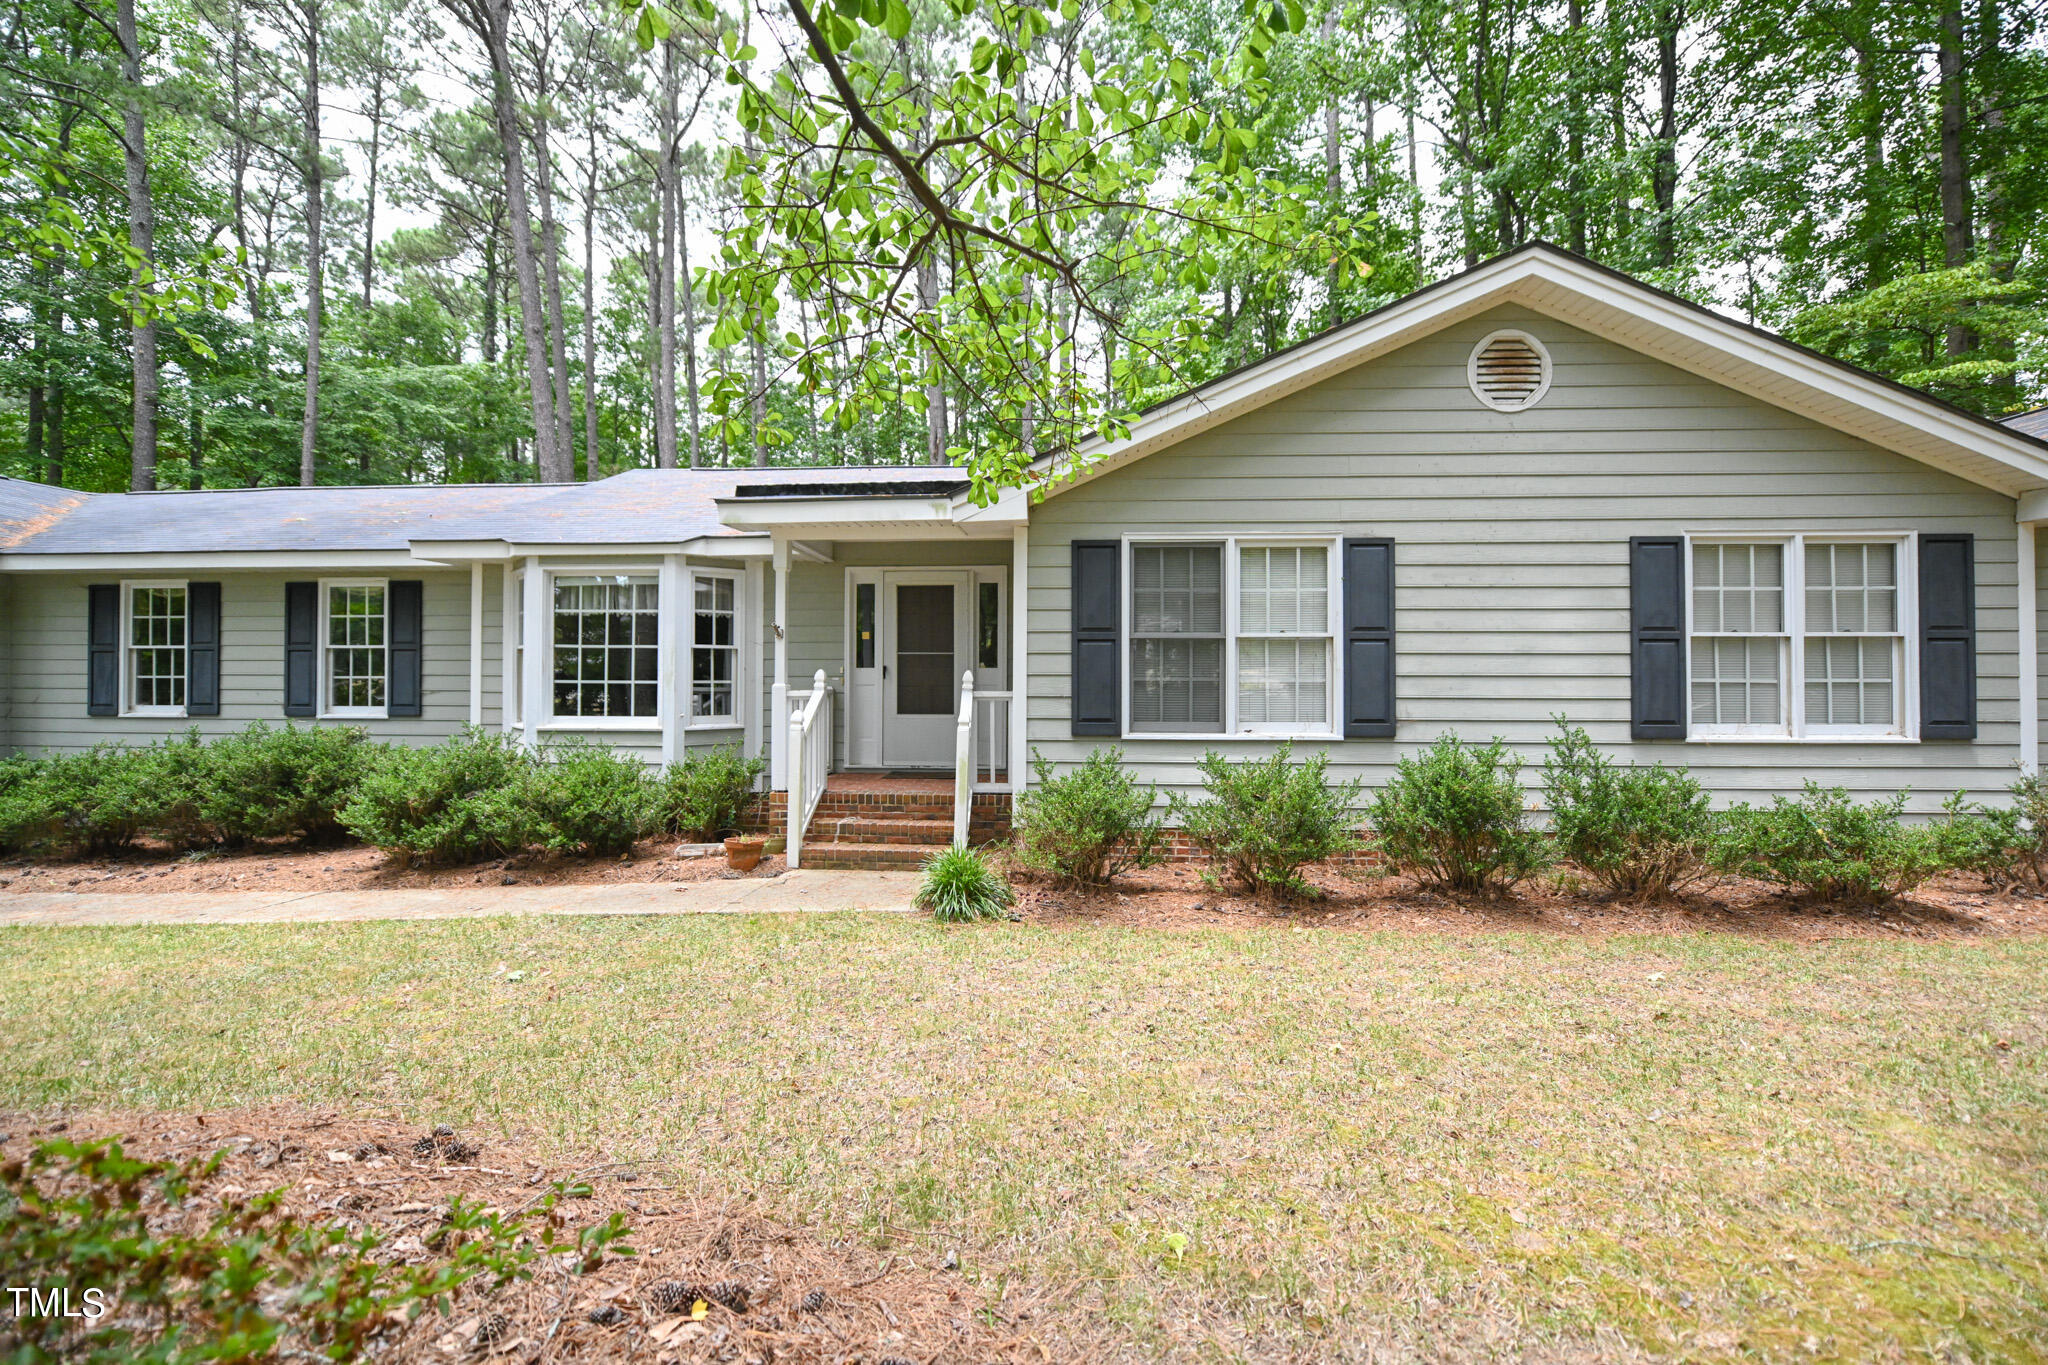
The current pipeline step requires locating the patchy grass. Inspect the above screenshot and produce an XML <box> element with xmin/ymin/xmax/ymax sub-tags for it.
<box><xmin>1</xmin><ymin>916</ymin><xmax>2043</xmax><ymax>1361</ymax></box>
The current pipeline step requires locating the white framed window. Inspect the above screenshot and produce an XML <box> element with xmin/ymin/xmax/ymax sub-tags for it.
<box><xmin>690</xmin><ymin>571</ymin><xmax>738</xmax><ymax>726</ymax></box>
<box><xmin>1124</xmin><ymin>536</ymin><xmax>1339</xmax><ymax>738</ymax></box>
<box><xmin>551</xmin><ymin>573</ymin><xmax>659</xmax><ymax>720</ymax></box>
<box><xmin>1687</xmin><ymin>534</ymin><xmax>1913</xmax><ymax>740</ymax></box>
<box><xmin>322</xmin><ymin>580</ymin><xmax>387</xmax><ymax>717</ymax></box>
<box><xmin>124</xmin><ymin>581</ymin><xmax>187</xmax><ymax>716</ymax></box>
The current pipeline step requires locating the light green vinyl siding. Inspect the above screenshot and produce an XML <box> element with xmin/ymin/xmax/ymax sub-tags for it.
<box><xmin>1025</xmin><ymin>305</ymin><xmax>2026</xmax><ymax>811</ymax></box>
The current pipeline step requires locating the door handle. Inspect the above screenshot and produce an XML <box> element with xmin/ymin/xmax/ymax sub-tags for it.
<box><xmin>883</xmin><ymin>665</ymin><xmax>889</xmax><ymax>678</ymax></box>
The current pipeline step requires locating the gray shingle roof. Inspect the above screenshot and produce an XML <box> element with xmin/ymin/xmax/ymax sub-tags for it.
<box><xmin>0</xmin><ymin>466</ymin><xmax>954</xmax><ymax>555</ymax></box>
<box><xmin>2001</xmin><ymin>408</ymin><xmax>2048</xmax><ymax>441</ymax></box>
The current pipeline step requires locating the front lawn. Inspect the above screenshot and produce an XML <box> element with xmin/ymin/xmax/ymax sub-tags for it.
<box><xmin>1</xmin><ymin>916</ymin><xmax>2042</xmax><ymax>1361</ymax></box>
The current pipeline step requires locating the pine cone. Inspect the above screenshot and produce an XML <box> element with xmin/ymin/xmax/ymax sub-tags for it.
<box><xmin>472</xmin><ymin>1312</ymin><xmax>511</xmax><ymax>1347</ymax></box>
<box><xmin>433</xmin><ymin>1123</ymin><xmax>455</xmax><ymax>1137</ymax></box>
<box><xmin>643</xmin><ymin>1280</ymin><xmax>698</xmax><ymax>1316</ymax></box>
<box><xmin>444</xmin><ymin>1139</ymin><xmax>480</xmax><ymax>1163</ymax></box>
<box><xmin>705</xmin><ymin>1280</ymin><xmax>749</xmax><ymax>1313</ymax></box>
<box><xmin>586</xmin><ymin>1304</ymin><xmax>625</xmax><ymax>1326</ymax></box>
<box><xmin>797</xmin><ymin>1288</ymin><xmax>828</xmax><ymax>1313</ymax></box>
<box><xmin>410</xmin><ymin>1136</ymin><xmax>439</xmax><ymax>1158</ymax></box>
<box><xmin>877</xmin><ymin>1357</ymin><xmax>915</xmax><ymax>1365</ymax></box>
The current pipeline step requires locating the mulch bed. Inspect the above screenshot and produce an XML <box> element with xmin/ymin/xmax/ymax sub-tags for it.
<box><xmin>0</xmin><ymin>1106</ymin><xmax>1074</xmax><ymax>1364</ymax></box>
<box><xmin>1007</xmin><ymin>861</ymin><xmax>2048</xmax><ymax>942</ymax></box>
<box><xmin>0</xmin><ymin>840</ymin><xmax>786</xmax><ymax>896</ymax></box>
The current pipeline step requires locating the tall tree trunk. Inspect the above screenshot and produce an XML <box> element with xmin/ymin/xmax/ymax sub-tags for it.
<box><xmin>362</xmin><ymin>73</ymin><xmax>382</xmax><ymax>307</ymax></box>
<box><xmin>918</xmin><ymin>252</ymin><xmax>948</xmax><ymax>464</ymax></box>
<box><xmin>1321</xmin><ymin>6</ymin><xmax>1341</xmax><ymax>325</ymax></box>
<box><xmin>1608</xmin><ymin>0</ymin><xmax>1631</xmax><ymax>249</ymax></box>
<box><xmin>299</xmin><ymin>0</ymin><xmax>323</xmax><ymax>487</ymax></box>
<box><xmin>46</xmin><ymin>383</ymin><xmax>66</xmax><ymax>487</ymax></box>
<box><xmin>188</xmin><ymin>387</ymin><xmax>204</xmax><ymax>489</ymax></box>
<box><xmin>1650</xmin><ymin>0</ymin><xmax>1680</xmax><ymax>268</ymax></box>
<box><xmin>1938</xmin><ymin>0</ymin><xmax>1974</xmax><ymax>355</ymax></box>
<box><xmin>1566</xmin><ymin>0</ymin><xmax>1587</xmax><ymax>255</ymax></box>
<box><xmin>679</xmin><ymin>196</ymin><xmax>702</xmax><ymax>467</ymax></box>
<box><xmin>446</xmin><ymin>0</ymin><xmax>561</xmax><ymax>480</ymax></box>
<box><xmin>1854</xmin><ymin>32</ymin><xmax>1887</xmax><ymax>286</ymax></box>
<box><xmin>481</xmin><ymin>233</ymin><xmax>499</xmax><ymax>363</ymax></box>
<box><xmin>116</xmin><ymin>0</ymin><xmax>158</xmax><ymax>490</ymax></box>
<box><xmin>652</xmin><ymin>39</ymin><xmax>680</xmax><ymax>469</ymax></box>
<box><xmin>582</xmin><ymin>104</ymin><xmax>600</xmax><ymax>477</ymax></box>
<box><xmin>532</xmin><ymin>99</ymin><xmax>575</xmax><ymax>475</ymax></box>
<box><xmin>749</xmin><ymin>327</ymin><xmax>768</xmax><ymax>467</ymax></box>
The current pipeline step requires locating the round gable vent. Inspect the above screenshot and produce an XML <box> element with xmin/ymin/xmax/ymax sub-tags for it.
<box><xmin>1467</xmin><ymin>329</ymin><xmax>1552</xmax><ymax>411</ymax></box>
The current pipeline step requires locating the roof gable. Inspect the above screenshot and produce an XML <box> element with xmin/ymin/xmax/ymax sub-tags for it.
<box><xmin>978</xmin><ymin>244</ymin><xmax>2048</xmax><ymax>517</ymax></box>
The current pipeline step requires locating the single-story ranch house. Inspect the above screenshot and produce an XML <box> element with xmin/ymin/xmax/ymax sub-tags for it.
<box><xmin>6</xmin><ymin>244</ymin><xmax>2048</xmax><ymax>868</ymax></box>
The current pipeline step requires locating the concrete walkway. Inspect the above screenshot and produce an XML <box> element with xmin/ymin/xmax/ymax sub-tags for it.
<box><xmin>0</xmin><ymin>870</ymin><xmax>922</xmax><ymax>928</ymax></box>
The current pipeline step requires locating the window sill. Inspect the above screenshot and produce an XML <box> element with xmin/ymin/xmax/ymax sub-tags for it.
<box><xmin>1686</xmin><ymin>733</ymin><xmax>1917</xmax><ymax>745</ymax></box>
<box><xmin>321</xmin><ymin>710</ymin><xmax>388</xmax><ymax>722</ymax></box>
<box><xmin>122</xmin><ymin>709</ymin><xmax>188</xmax><ymax>719</ymax></box>
<box><xmin>685</xmin><ymin>721</ymin><xmax>744</xmax><ymax>732</ymax></box>
<box><xmin>541</xmin><ymin>717</ymin><xmax>662</xmax><ymax>732</ymax></box>
<box><xmin>1122</xmin><ymin>731</ymin><xmax>1340</xmax><ymax>742</ymax></box>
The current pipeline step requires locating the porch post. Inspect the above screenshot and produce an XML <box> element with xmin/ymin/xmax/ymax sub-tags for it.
<box><xmin>500</xmin><ymin>561</ymin><xmax>518</xmax><ymax>734</ymax></box>
<box><xmin>468</xmin><ymin>562</ymin><xmax>484</xmax><ymax>728</ymax></box>
<box><xmin>659</xmin><ymin>554</ymin><xmax>681</xmax><ymax>768</ymax></box>
<box><xmin>520</xmin><ymin>558</ymin><xmax>546</xmax><ymax>748</ymax></box>
<box><xmin>1011</xmin><ymin>524</ymin><xmax>1029</xmax><ymax>792</ymax></box>
<box><xmin>770</xmin><ymin>535</ymin><xmax>790</xmax><ymax>791</ymax></box>
<box><xmin>744</xmin><ymin>559</ymin><xmax>765</xmax><ymax>765</ymax></box>
<box><xmin>2021</xmin><ymin>520</ymin><xmax>2039</xmax><ymax>774</ymax></box>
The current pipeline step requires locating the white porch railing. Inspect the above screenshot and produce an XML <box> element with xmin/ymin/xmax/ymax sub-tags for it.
<box><xmin>953</xmin><ymin>673</ymin><xmax>1015</xmax><ymax>845</ymax></box>
<box><xmin>786</xmin><ymin>669</ymin><xmax>831</xmax><ymax>869</ymax></box>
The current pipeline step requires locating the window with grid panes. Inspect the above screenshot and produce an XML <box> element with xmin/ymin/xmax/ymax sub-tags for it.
<box><xmin>325</xmin><ymin>584</ymin><xmax>387</xmax><ymax>712</ymax></box>
<box><xmin>1130</xmin><ymin>545</ymin><xmax>1224</xmax><ymax>732</ymax></box>
<box><xmin>552</xmin><ymin>575</ymin><xmax>659</xmax><ymax>718</ymax></box>
<box><xmin>127</xmin><ymin>585</ymin><xmax>187</xmax><ymax>712</ymax></box>
<box><xmin>691</xmin><ymin>573</ymin><xmax>736</xmax><ymax>722</ymax></box>
<box><xmin>1236</xmin><ymin>544</ymin><xmax>1331</xmax><ymax>729</ymax></box>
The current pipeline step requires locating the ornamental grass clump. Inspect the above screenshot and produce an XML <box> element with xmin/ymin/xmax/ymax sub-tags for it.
<box><xmin>1542</xmin><ymin>720</ymin><xmax>1717</xmax><ymax>899</ymax></box>
<box><xmin>1711</xmin><ymin>782</ymin><xmax>1949</xmax><ymax>904</ymax></box>
<box><xmin>915</xmin><ymin>844</ymin><xmax>1017</xmax><ymax>923</ymax></box>
<box><xmin>1168</xmin><ymin>744</ymin><xmax>1365</xmax><ymax>897</ymax></box>
<box><xmin>1011</xmin><ymin>747</ymin><xmax>1166</xmax><ymax>886</ymax></box>
<box><xmin>1367</xmin><ymin>735</ymin><xmax>1551</xmax><ymax>896</ymax></box>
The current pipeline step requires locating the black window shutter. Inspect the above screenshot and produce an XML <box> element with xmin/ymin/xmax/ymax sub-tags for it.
<box><xmin>1070</xmin><ymin>540</ymin><xmax>1120</xmax><ymax>736</ymax></box>
<box><xmin>1919</xmin><ymin>532</ymin><xmax>1976</xmax><ymax>739</ymax></box>
<box><xmin>284</xmin><ymin>581</ymin><xmax>317</xmax><ymax>717</ymax></box>
<box><xmin>1630</xmin><ymin>536</ymin><xmax>1687</xmax><ymax>739</ymax></box>
<box><xmin>1342</xmin><ymin>538</ymin><xmax>1395</xmax><ymax>738</ymax></box>
<box><xmin>388</xmin><ymin>579</ymin><xmax>424</xmax><ymax>718</ymax></box>
<box><xmin>87</xmin><ymin>584</ymin><xmax>119</xmax><ymax>716</ymax></box>
<box><xmin>187</xmin><ymin>582</ymin><xmax>221</xmax><ymax>716</ymax></box>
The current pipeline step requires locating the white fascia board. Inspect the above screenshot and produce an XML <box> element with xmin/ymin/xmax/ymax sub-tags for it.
<box><xmin>409</xmin><ymin>539</ymin><xmax>513</xmax><ymax>561</ymax></box>
<box><xmin>0</xmin><ymin>549</ymin><xmax>427</xmax><ymax>572</ymax></box>
<box><xmin>992</xmin><ymin>247</ymin><xmax>2048</xmax><ymax>505</ymax></box>
<box><xmin>716</xmin><ymin>495</ymin><xmax>961</xmax><ymax>529</ymax></box>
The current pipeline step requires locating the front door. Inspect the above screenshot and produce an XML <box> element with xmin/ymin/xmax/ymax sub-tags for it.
<box><xmin>882</xmin><ymin>571</ymin><xmax>971</xmax><ymax>766</ymax></box>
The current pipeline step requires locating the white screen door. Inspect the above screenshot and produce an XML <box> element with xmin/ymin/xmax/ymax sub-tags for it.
<box><xmin>881</xmin><ymin>571</ymin><xmax>970</xmax><ymax>766</ymax></box>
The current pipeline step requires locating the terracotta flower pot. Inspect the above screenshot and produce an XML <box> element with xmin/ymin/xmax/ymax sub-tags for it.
<box><xmin>723</xmin><ymin>836</ymin><xmax>766</xmax><ymax>872</ymax></box>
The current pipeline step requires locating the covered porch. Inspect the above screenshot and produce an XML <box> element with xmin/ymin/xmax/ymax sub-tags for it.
<box><xmin>722</xmin><ymin>478</ymin><xmax>1028</xmax><ymax>870</ymax></box>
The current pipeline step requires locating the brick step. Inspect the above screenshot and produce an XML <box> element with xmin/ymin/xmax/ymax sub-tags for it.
<box><xmin>809</xmin><ymin>794</ymin><xmax>957</xmax><ymax>818</ymax></box>
<box><xmin>810</xmin><ymin>815</ymin><xmax>955</xmax><ymax>846</ymax></box>
<box><xmin>795</xmin><ymin>842</ymin><xmax>938</xmax><ymax>870</ymax></box>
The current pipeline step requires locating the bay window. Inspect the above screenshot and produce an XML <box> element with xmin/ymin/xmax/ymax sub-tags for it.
<box><xmin>1688</xmin><ymin>535</ymin><xmax>1909</xmax><ymax>739</ymax></box>
<box><xmin>1127</xmin><ymin>538</ymin><xmax>1338</xmax><ymax>736</ymax></box>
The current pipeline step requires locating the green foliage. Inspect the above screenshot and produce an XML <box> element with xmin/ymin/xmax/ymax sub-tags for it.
<box><xmin>1542</xmin><ymin>720</ymin><xmax>1717</xmax><ymax>898</ymax></box>
<box><xmin>1011</xmin><ymin>747</ymin><xmax>1166</xmax><ymax>886</ymax></box>
<box><xmin>0</xmin><ymin>737</ymin><xmax>210</xmax><ymax>856</ymax></box>
<box><xmin>198</xmin><ymin>722</ymin><xmax>383</xmax><ymax>844</ymax></box>
<box><xmin>340</xmin><ymin>727</ymin><xmax>536</xmax><ymax>866</ymax></box>
<box><xmin>1368</xmin><ymin>736</ymin><xmax>1552</xmax><ymax>897</ymax></box>
<box><xmin>526</xmin><ymin>738</ymin><xmax>655</xmax><ymax>857</ymax></box>
<box><xmin>1711</xmin><ymin>783</ymin><xmax>1949</xmax><ymax>904</ymax></box>
<box><xmin>1935</xmin><ymin>771</ymin><xmax>2048</xmax><ymax>890</ymax></box>
<box><xmin>1168</xmin><ymin>744</ymin><xmax>1364</xmax><ymax>897</ymax></box>
<box><xmin>0</xmin><ymin>1136</ymin><xmax>543</xmax><ymax>1363</ymax></box>
<box><xmin>914</xmin><ymin>844</ymin><xmax>1018</xmax><ymax>924</ymax></box>
<box><xmin>654</xmin><ymin>744</ymin><xmax>766</xmax><ymax>840</ymax></box>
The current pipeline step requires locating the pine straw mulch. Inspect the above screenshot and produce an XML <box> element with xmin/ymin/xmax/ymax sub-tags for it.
<box><xmin>0</xmin><ymin>839</ymin><xmax>786</xmax><ymax>897</ymax></box>
<box><xmin>0</xmin><ymin>1105</ymin><xmax>1079</xmax><ymax>1365</ymax></box>
<box><xmin>1008</xmin><ymin>860</ymin><xmax>2048</xmax><ymax>942</ymax></box>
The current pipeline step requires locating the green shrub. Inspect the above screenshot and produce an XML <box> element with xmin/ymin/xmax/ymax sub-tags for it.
<box><xmin>655</xmin><ymin>744</ymin><xmax>765</xmax><ymax>840</ymax></box>
<box><xmin>0</xmin><ymin>1136</ymin><xmax>604</xmax><ymax>1364</ymax></box>
<box><xmin>1542</xmin><ymin>720</ymin><xmax>1717</xmax><ymax>898</ymax></box>
<box><xmin>1011</xmin><ymin>747</ymin><xmax>1166</xmax><ymax>886</ymax></box>
<box><xmin>0</xmin><ymin>738</ymin><xmax>210</xmax><ymax>855</ymax></box>
<box><xmin>915</xmin><ymin>844</ymin><xmax>1017</xmax><ymax>923</ymax></box>
<box><xmin>1367</xmin><ymin>735</ymin><xmax>1552</xmax><ymax>896</ymax></box>
<box><xmin>1168</xmin><ymin>744</ymin><xmax>1365</xmax><ymax>897</ymax></box>
<box><xmin>199</xmin><ymin>722</ymin><xmax>381</xmax><ymax>844</ymax></box>
<box><xmin>340</xmin><ymin>727</ymin><xmax>536</xmax><ymax>865</ymax></box>
<box><xmin>1934</xmin><ymin>771</ymin><xmax>2048</xmax><ymax>890</ymax></box>
<box><xmin>1711</xmin><ymin>783</ymin><xmax>1949</xmax><ymax>903</ymax></box>
<box><xmin>527</xmin><ymin>738</ymin><xmax>656</xmax><ymax>856</ymax></box>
